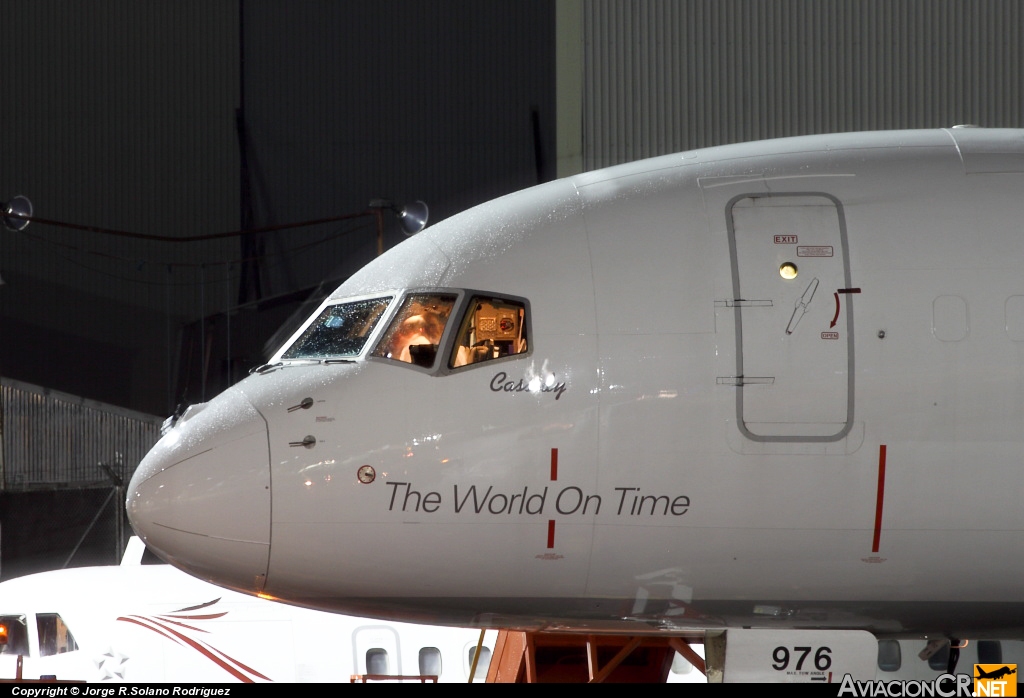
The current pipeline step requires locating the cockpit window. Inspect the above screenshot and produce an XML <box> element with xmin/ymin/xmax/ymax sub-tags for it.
<box><xmin>282</xmin><ymin>297</ymin><xmax>392</xmax><ymax>360</ymax></box>
<box><xmin>372</xmin><ymin>293</ymin><xmax>457</xmax><ymax>368</ymax></box>
<box><xmin>449</xmin><ymin>296</ymin><xmax>528</xmax><ymax>368</ymax></box>
<box><xmin>0</xmin><ymin>615</ymin><xmax>29</xmax><ymax>656</ymax></box>
<box><xmin>37</xmin><ymin>613</ymin><xmax>78</xmax><ymax>656</ymax></box>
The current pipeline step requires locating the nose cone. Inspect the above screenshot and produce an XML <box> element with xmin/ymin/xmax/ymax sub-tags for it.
<box><xmin>127</xmin><ymin>389</ymin><xmax>271</xmax><ymax>594</ymax></box>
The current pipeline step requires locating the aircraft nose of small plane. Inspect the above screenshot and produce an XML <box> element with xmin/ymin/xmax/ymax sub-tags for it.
<box><xmin>126</xmin><ymin>389</ymin><xmax>271</xmax><ymax>594</ymax></box>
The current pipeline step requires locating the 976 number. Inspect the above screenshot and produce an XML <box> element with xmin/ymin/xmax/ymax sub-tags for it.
<box><xmin>772</xmin><ymin>645</ymin><xmax>832</xmax><ymax>671</ymax></box>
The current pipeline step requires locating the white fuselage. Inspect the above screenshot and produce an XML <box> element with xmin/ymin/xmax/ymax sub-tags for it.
<box><xmin>127</xmin><ymin>128</ymin><xmax>1024</xmax><ymax>638</ymax></box>
<box><xmin>0</xmin><ymin>558</ymin><xmax>495</xmax><ymax>683</ymax></box>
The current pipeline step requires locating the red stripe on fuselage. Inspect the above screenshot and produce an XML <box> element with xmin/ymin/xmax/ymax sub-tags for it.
<box><xmin>117</xmin><ymin>615</ymin><xmax>272</xmax><ymax>682</ymax></box>
<box><xmin>872</xmin><ymin>445</ymin><xmax>887</xmax><ymax>553</ymax></box>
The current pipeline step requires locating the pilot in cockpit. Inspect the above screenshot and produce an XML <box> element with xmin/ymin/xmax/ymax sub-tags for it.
<box><xmin>373</xmin><ymin>293</ymin><xmax>456</xmax><ymax>367</ymax></box>
<box><xmin>372</xmin><ymin>292</ymin><xmax>527</xmax><ymax>369</ymax></box>
<box><xmin>388</xmin><ymin>311</ymin><xmax>446</xmax><ymax>364</ymax></box>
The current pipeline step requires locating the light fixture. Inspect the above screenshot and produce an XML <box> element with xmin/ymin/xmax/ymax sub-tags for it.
<box><xmin>368</xmin><ymin>199</ymin><xmax>429</xmax><ymax>236</ymax></box>
<box><xmin>0</xmin><ymin>195</ymin><xmax>30</xmax><ymax>288</ymax></box>
<box><xmin>368</xmin><ymin>199</ymin><xmax>430</xmax><ymax>255</ymax></box>
<box><xmin>2</xmin><ymin>195</ymin><xmax>32</xmax><ymax>231</ymax></box>
<box><xmin>396</xmin><ymin>201</ymin><xmax>429</xmax><ymax>236</ymax></box>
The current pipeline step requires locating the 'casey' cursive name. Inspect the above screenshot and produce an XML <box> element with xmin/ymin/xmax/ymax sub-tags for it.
<box><xmin>490</xmin><ymin>371</ymin><xmax>567</xmax><ymax>400</ymax></box>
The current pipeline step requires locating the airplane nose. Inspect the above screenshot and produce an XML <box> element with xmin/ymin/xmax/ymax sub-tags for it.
<box><xmin>126</xmin><ymin>389</ymin><xmax>271</xmax><ymax>594</ymax></box>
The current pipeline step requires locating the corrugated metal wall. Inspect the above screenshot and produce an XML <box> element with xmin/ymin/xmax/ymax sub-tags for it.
<box><xmin>0</xmin><ymin>378</ymin><xmax>161</xmax><ymax>489</ymax></box>
<box><xmin>581</xmin><ymin>0</ymin><xmax>1024</xmax><ymax>170</ymax></box>
<box><xmin>0</xmin><ymin>2</ymin><xmax>555</xmax><ymax>416</ymax></box>
<box><xmin>0</xmin><ymin>0</ymin><xmax>240</xmax><ymax>315</ymax></box>
<box><xmin>0</xmin><ymin>1</ymin><xmax>240</xmax><ymax>415</ymax></box>
<box><xmin>240</xmin><ymin>1</ymin><xmax>557</xmax><ymax>299</ymax></box>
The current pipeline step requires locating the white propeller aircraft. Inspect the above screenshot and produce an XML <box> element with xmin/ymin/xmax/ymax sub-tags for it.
<box><xmin>0</xmin><ymin>538</ymin><xmax>496</xmax><ymax>683</ymax></box>
<box><xmin>126</xmin><ymin>128</ymin><xmax>1024</xmax><ymax>682</ymax></box>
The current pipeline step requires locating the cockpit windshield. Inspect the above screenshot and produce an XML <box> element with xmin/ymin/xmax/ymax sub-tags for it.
<box><xmin>449</xmin><ymin>295</ymin><xmax>528</xmax><ymax>368</ymax></box>
<box><xmin>0</xmin><ymin>615</ymin><xmax>29</xmax><ymax>656</ymax></box>
<box><xmin>282</xmin><ymin>297</ymin><xmax>392</xmax><ymax>360</ymax></box>
<box><xmin>371</xmin><ymin>293</ymin><xmax>457</xmax><ymax>368</ymax></box>
<box><xmin>283</xmin><ymin>290</ymin><xmax>530</xmax><ymax>369</ymax></box>
<box><xmin>369</xmin><ymin>291</ymin><xmax>529</xmax><ymax>370</ymax></box>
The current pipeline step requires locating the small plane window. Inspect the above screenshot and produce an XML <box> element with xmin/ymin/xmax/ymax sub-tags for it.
<box><xmin>366</xmin><ymin>647</ymin><xmax>389</xmax><ymax>674</ymax></box>
<box><xmin>0</xmin><ymin>615</ymin><xmax>30</xmax><ymax>656</ymax></box>
<box><xmin>282</xmin><ymin>297</ymin><xmax>392</xmax><ymax>360</ymax></box>
<box><xmin>927</xmin><ymin>641</ymin><xmax>950</xmax><ymax>671</ymax></box>
<box><xmin>372</xmin><ymin>293</ymin><xmax>456</xmax><ymax>368</ymax></box>
<box><xmin>36</xmin><ymin>614</ymin><xmax>78</xmax><ymax>657</ymax></box>
<box><xmin>876</xmin><ymin>639</ymin><xmax>901</xmax><ymax>672</ymax></box>
<box><xmin>977</xmin><ymin>640</ymin><xmax>1002</xmax><ymax>664</ymax></box>
<box><xmin>419</xmin><ymin>647</ymin><xmax>442</xmax><ymax>676</ymax></box>
<box><xmin>449</xmin><ymin>296</ymin><xmax>528</xmax><ymax>369</ymax></box>
<box><xmin>468</xmin><ymin>645</ymin><xmax>491</xmax><ymax>678</ymax></box>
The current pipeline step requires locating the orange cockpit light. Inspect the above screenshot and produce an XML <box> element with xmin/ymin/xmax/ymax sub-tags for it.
<box><xmin>0</xmin><ymin>622</ymin><xmax>8</xmax><ymax>645</ymax></box>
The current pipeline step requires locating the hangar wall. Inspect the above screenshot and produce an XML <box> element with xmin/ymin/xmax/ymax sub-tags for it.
<box><xmin>574</xmin><ymin>0</ymin><xmax>1024</xmax><ymax>171</ymax></box>
<box><xmin>0</xmin><ymin>378</ymin><xmax>161</xmax><ymax>579</ymax></box>
<box><xmin>0</xmin><ymin>2</ymin><xmax>556</xmax><ymax>416</ymax></box>
<box><xmin>0</xmin><ymin>1</ymin><xmax>240</xmax><ymax>415</ymax></box>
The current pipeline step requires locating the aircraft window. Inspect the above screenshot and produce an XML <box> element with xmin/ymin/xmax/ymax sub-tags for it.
<box><xmin>281</xmin><ymin>297</ymin><xmax>392</xmax><ymax>360</ymax></box>
<box><xmin>876</xmin><ymin>639</ymin><xmax>901</xmax><ymax>672</ymax></box>
<box><xmin>418</xmin><ymin>647</ymin><xmax>442</xmax><ymax>676</ymax></box>
<box><xmin>926</xmin><ymin>641</ymin><xmax>950</xmax><ymax>671</ymax></box>
<box><xmin>0</xmin><ymin>615</ymin><xmax>29</xmax><ymax>656</ymax></box>
<box><xmin>366</xmin><ymin>648</ymin><xmax>389</xmax><ymax>675</ymax></box>
<box><xmin>449</xmin><ymin>296</ymin><xmax>528</xmax><ymax>369</ymax></box>
<box><xmin>977</xmin><ymin>640</ymin><xmax>1002</xmax><ymax>664</ymax></box>
<box><xmin>36</xmin><ymin>614</ymin><xmax>78</xmax><ymax>656</ymax></box>
<box><xmin>468</xmin><ymin>645</ymin><xmax>491</xmax><ymax>677</ymax></box>
<box><xmin>372</xmin><ymin>293</ymin><xmax>456</xmax><ymax>368</ymax></box>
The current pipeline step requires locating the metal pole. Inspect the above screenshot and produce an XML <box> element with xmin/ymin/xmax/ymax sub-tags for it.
<box><xmin>0</xmin><ymin>379</ymin><xmax>5</xmax><ymax>492</ymax></box>
<box><xmin>62</xmin><ymin>488</ymin><xmax>116</xmax><ymax>568</ymax></box>
<box><xmin>225</xmin><ymin>261</ymin><xmax>232</xmax><ymax>387</ymax></box>
<box><xmin>376</xmin><ymin>208</ymin><xmax>385</xmax><ymax>256</ymax></box>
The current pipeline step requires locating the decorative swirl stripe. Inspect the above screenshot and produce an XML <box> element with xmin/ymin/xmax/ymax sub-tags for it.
<box><xmin>116</xmin><ymin>603</ymin><xmax>273</xmax><ymax>683</ymax></box>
